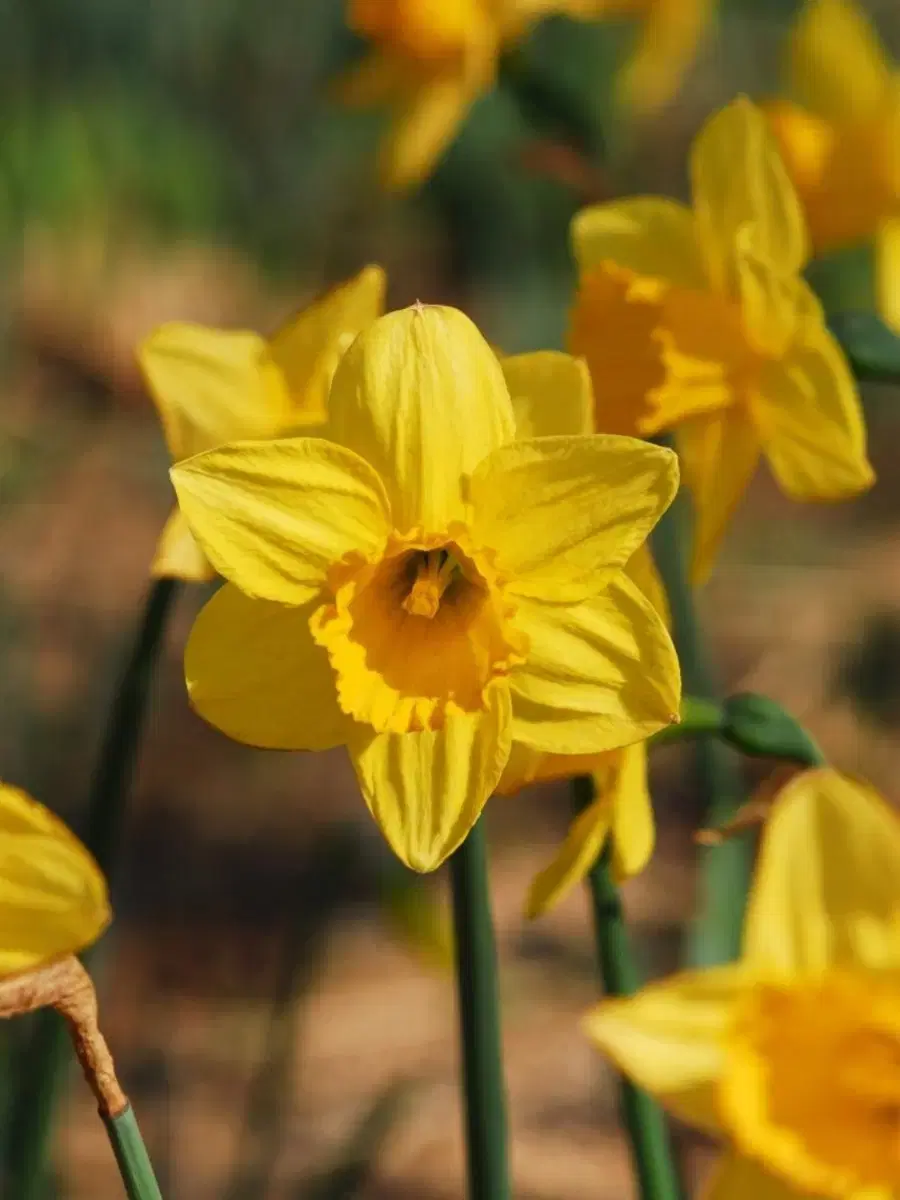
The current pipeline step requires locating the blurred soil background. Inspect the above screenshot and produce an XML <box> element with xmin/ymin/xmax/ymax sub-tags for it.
<box><xmin>4</xmin><ymin>0</ymin><xmax>900</xmax><ymax>1195</ymax></box>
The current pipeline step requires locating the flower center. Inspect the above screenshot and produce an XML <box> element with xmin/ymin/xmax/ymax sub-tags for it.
<box><xmin>402</xmin><ymin>548</ymin><xmax>460</xmax><ymax>618</ymax></box>
<box><xmin>722</xmin><ymin>970</ymin><xmax>900</xmax><ymax>1197</ymax></box>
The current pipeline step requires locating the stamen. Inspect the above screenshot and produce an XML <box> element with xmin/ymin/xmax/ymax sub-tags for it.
<box><xmin>403</xmin><ymin>549</ymin><xmax>457</xmax><ymax>618</ymax></box>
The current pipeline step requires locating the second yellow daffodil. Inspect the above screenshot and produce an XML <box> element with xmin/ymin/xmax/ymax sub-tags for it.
<box><xmin>173</xmin><ymin>304</ymin><xmax>681</xmax><ymax>872</ymax></box>
<box><xmin>569</xmin><ymin>96</ymin><xmax>874</xmax><ymax>583</ymax></box>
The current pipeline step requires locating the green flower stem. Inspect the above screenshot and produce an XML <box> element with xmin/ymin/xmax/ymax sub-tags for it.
<box><xmin>5</xmin><ymin>577</ymin><xmax>181</xmax><ymax>1200</ymax></box>
<box><xmin>650</xmin><ymin>484</ymin><xmax>752</xmax><ymax>968</ymax></box>
<box><xmin>575</xmin><ymin>777</ymin><xmax>682</xmax><ymax>1200</ymax></box>
<box><xmin>103</xmin><ymin>1104</ymin><xmax>164</xmax><ymax>1200</ymax></box>
<box><xmin>449</xmin><ymin>819</ymin><xmax>510</xmax><ymax>1200</ymax></box>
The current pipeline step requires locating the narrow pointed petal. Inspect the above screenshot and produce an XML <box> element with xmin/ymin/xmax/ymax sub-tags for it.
<box><xmin>691</xmin><ymin>97</ymin><xmax>807</xmax><ymax>287</ymax></box>
<box><xmin>526</xmin><ymin>791</ymin><xmax>613</xmax><ymax>919</ymax></box>
<box><xmin>268</xmin><ymin>265</ymin><xmax>386</xmax><ymax>427</ymax></box>
<box><xmin>677</xmin><ymin>408</ymin><xmax>761</xmax><ymax>586</ymax></box>
<box><xmin>616</xmin><ymin>0</ymin><xmax>713</xmax><ymax>117</ymax></box>
<box><xmin>583</xmin><ymin>966</ymin><xmax>745</xmax><ymax>1133</ymax></box>
<box><xmin>754</xmin><ymin>322</ymin><xmax>874</xmax><ymax>501</ymax></box>
<box><xmin>502</xmin><ymin>351</ymin><xmax>593</xmax><ymax>439</ymax></box>
<box><xmin>571</xmin><ymin>198</ymin><xmax>705</xmax><ymax>287</ymax></box>
<box><xmin>379</xmin><ymin>69</ymin><xmax>478</xmax><ymax>191</ymax></box>
<box><xmin>328</xmin><ymin>305</ymin><xmax>515</xmax><ymax>532</ymax></box>
<box><xmin>509</xmin><ymin>574</ymin><xmax>680</xmax><ymax>755</ymax></box>
<box><xmin>743</xmin><ymin>768</ymin><xmax>900</xmax><ymax>975</ymax></box>
<box><xmin>171</xmin><ymin>437</ymin><xmax>391</xmax><ymax>604</ymax></box>
<box><xmin>139</xmin><ymin>323</ymin><xmax>288</xmax><ymax>461</ymax></box>
<box><xmin>348</xmin><ymin>684</ymin><xmax>512</xmax><ymax>872</ymax></box>
<box><xmin>470</xmin><ymin>435</ymin><xmax>678</xmax><ymax>601</ymax></box>
<box><xmin>788</xmin><ymin>0</ymin><xmax>892</xmax><ymax>123</ymax></box>
<box><xmin>185</xmin><ymin>584</ymin><xmax>349</xmax><ymax>750</ymax></box>
<box><xmin>876</xmin><ymin>216</ymin><xmax>900</xmax><ymax>335</ymax></box>
<box><xmin>703</xmin><ymin>1154</ymin><xmax>803</xmax><ymax>1200</ymax></box>
<box><xmin>0</xmin><ymin>784</ymin><xmax>111</xmax><ymax>976</ymax></box>
<box><xmin>151</xmin><ymin>507</ymin><xmax>216</xmax><ymax>583</ymax></box>
<box><xmin>610</xmin><ymin>742</ymin><xmax>654</xmax><ymax>881</ymax></box>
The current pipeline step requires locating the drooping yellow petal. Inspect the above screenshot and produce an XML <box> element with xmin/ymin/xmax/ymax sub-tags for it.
<box><xmin>184</xmin><ymin>583</ymin><xmax>350</xmax><ymax>751</ymax></box>
<box><xmin>610</xmin><ymin>742</ymin><xmax>654</xmax><ymax>881</ymax></box>
<box><xmin>677</xmin><ymin>407</ymin><xmax>761</xmax><ymax>586</ymax></box>
<box><xmin>752</xmin><ymin>320</ymin><xmax>874</xmax><ymax>502</ymax></box>
<box><xmin>509</xmin><ymin>572</ymin><xmax>680</xmax><ymax>754</ymax></box>
<box><xmin>0</xmin><ymin>784</ymin><xmax>111</xmax><ymax>976</ymax></box>
<box><xmin>875</xmin><ymin>215</ymin><xmax>900</xmax><ymax>335</ymax></box>
<box><xmin>268</xmin><ymin>265</ymin><xmax>387</xmax><ymax>427</ymax></box>
<box><xmin>743</xmin><ymin>768</ymin><xmax>900</xmax><ymax>976</ymax></box>
<box><xmin>151</xmin><ymin>507</ymin><xmax>216</xmax><ymax>583</ymax></box>
<box><xmin>379</xmin><ymin>66</ymin><xmax>482</xmax><ymax>190</ymax></box>
<box><xmin>571</xmin><ymin>197</ymin><xmax>705</xmax><ymax>288</ymax></box>
<box><xmin>502</xmin><ymin>351</ymin><xmax>593</xmax><ymax>439</ymax></box>
<box><xmin>348</xmin><ymin>682</ymin><xmax>512</xmax><ymax>871</ymax></box>
<box><xmin>171</xmin><ymin>437</ymin><xmax>392</xmax><ymax>604</ymax></box>
<box><xmin>616</xmin><ymin>0</ymin><xmax>713</xmax><ymax>118</ymax></box>
<box><xmin>526</xmin><ymin>789</ymin><xmax>613</xmax><ymax>918</ymax></box>
<box><xmin>691</xmin><ymin>97</ymin><xmax>808</xmax><ymax>292</ymax></box>
<box><xmin>494</xmin><ymin>742</ymin><xmax>612</xmax><ymax>796</ymax></box>
<box><xmin>470</xmin><ymin>435</ymin><xmax>679</xmax><ymax>601</ymax></box>
<box><xmin>327</xmin><ymin>305</ymin><xmax>515</xmax><ymax>532</ymax></box>
<box><xmin>703</xmin><ymin>1153</ymin><xmax>804</xmax><ymax>1200</ymax></box>
<box><xmin>583</xmin><ymin>966</ymin><xmax>747</xmax><ymax>1134</ymax></box>
<box><xmin>139</xmin><ymin>324</ymin><xmax>290</xmax><ymax>462</ymax></box>
<box><xmin>788</xmin><ymin>0</ymin><xmax>893</xmax><ymax>124</ymax></box>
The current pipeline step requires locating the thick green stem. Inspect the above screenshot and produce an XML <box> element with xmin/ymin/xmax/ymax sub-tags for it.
<box><xmin>4</xmin><ymin>578</ymin><xmax>180</xmax><ymax>1200</ymax></box>
<box><xmin>575</xmin><ymin>777</ymin><xmax>682</xmax><ymax>1200</ymax></box>
<box><xmin>650</xmin><ymin>487</ymin><xmax>752</xmax><ymax>968</ymax></box>
<box><xmin>449</xmin><ymin>820</ymin><xmax>510</xmax><ymax>1200</ymax></box>
<box><xmin>104</xmin><ymin>1105</ymin><xmax>164</xmax><ymax>1200</ymax></box>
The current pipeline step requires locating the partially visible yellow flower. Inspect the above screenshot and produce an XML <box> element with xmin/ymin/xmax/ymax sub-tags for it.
<box><xmin>173</xmin><ymin>304</ymin><xmax>681</xmax><ymax>872</ymax></box>
<box><xmin>585</xmin><ymin>766</ymin><xmax>900</xmax><ymax>1199</ymax></box>
<box><xmin>139</xmin><ymin>265</ymin><xmax>386</xmax><ymax>582</ymax></box>
<box><xmin>0</xmin><ymin>784</ymin><xmax>110</xmax><ymax>977</ymax></box>
<box><xmin>765</xmin><ymin>0</ymin><xmax>900</xmax><ymax>331</ymax></box>
<box><xmin>569</xmin><ymin>96</ymin><xmax>874</xmax><ymax>583</ymax></box>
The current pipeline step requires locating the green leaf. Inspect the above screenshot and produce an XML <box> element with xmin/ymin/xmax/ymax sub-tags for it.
<box><xmin>828</xmin><ymin>311</ymin><xmax>900</xmax><ymax>382</ymax></box>
<box><xmin>722</xmin><ymin>693</ymin><xmax>825</xmax><ymax>768</ymax></box>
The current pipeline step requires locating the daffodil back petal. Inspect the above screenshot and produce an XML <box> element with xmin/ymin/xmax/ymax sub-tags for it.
<box><xmin>788</xmin><ymin>0</ymin><xmax>892</xmax><ymax>124</ymax></box>
<box><xmin>609</xmin><ymin>742</ymin><xmax>654</xmax><ymax>882</ymax></box>
<box><xmin>571</xmin><ymin>197</ymin><xmax>705</xmax><ymax>288</ymax></box>
<box><xmin>702</xmin><ymin>1153</ymin><xmax>803</xmax><ymax>1200</ymax></box>
<box><xmin>378</xmin><ymin>68</ymin><xmax>483</xmax><ymax>191</ymax></box>
<box><xmin>525</xmin><ymin>791</ymin><xmax>613</xmax><ymax>919</ymax></box>
<box><xmin>151</xmin><ymin>507</ymin><xmax>216</xmax><ymax>583</ymax></box>
<box><xmin>502</xmin><ymin>351</ymin><xmax>593</xmax><ymax>438</ymax></box>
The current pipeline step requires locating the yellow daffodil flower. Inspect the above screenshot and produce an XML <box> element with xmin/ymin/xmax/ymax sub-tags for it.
<box><xmin>139</xmin><ymin>265</ymin><xmax>386</xmax><ymax>583</ymax></box>
<box><xmin>173</xmin><ymin>304</ymin><xmax>681</xmax><ymax>872</ymax></box>
<box><xmin>0</xmin><ymin>784</ymin><xmax>110</xmax><ymax>976</ymax></box>
<box><xmin>569</xmin><ymin>96</ymin><xmax>874</xmax><ymax>583</ymax></box>
<box><xmin>765</xmin><ymin>0</ymin><xmax>900</xmax><ymax>331</ymax></box>
<box><xmin>585</xmin><ymin>766</ymin><xmax>900</xmax><ymax>1200</ymax></box>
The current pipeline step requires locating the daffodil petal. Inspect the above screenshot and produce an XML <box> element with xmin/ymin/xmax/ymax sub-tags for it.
<box><xmin>703</xmin><ymin>1153</ymin><xmax>803</xmax><ymax>1200</ymax></box>
<box><xmin>691</xmin><ymin>97</ymin><xmax>807</xmax><ymax>288</ymax></box>
<box><xmin>269</xmin><ymin>265</ymin><xmax>386</xmax><ymax>427</ymax></box>
<box><xmin>625</xmin><ymin>544</ymin><xmax>670</xmax><ymax>628</ymax></box>
<box><xmin>332</xmin><ymin>51</ymin><xmax>407</xmax><ymax>107</ymax></box>
<box><xmin>494</xmin><ymin>743</ymin><xmax>611</xmax><ymax>796</ymax></box>
<box><xmin>610</xmin><ymin>743</ymin><xmax>654</xmax><ymax>882</ymax></box>
<box><xmin>184</xmin><ymin>583</ymin><xmax>349</xmax><ymax>750</ymax></box>
<box><xmin>788</xmin><ymin>0</ymin><xmax>892</xmax><ymax>124</ymax></box>
<box><xmin>526</xmin><ymin>792</ymin><xmax>613</xmax><ymax>919</ymax></box>
<box><xmin>470</xmin><ymin>435</ymin><xmax>679</xmax><ymax>601</ymax></box>
<box><xmin>754</xmin><ymin>322</ymin><xmax>874</xmax><ymax>502</ymax></box>
<box><xmin>151</xmin><ymin>507</ymin><xmax>216</xmax><ymax>583</ymax></box>
<box><xmin>379</xmin><ymin>68</ymin><xmax>479</xmax><ymax>191</ymax></box>
<box><xmin>139</xmin><ymin>323</ymin><xmax>288</xmax><ymax>462</ymax></box>
<box><xmin>502</xmin><ymin>351</ymin><xmax>593</xmax><ymax>439</ymax></box>
<box><xmin>509</xmin><ymin>573</ymin><xmax>681</xmax><ymax>755</ymax></box>
<box><xmin>348</xmin><ymin>683</ymin><xmax>512</xmax><ymax>872</ymax></box>
<box><xmin>571</xmin><ymin>198</ymin><xmax>705</xmax><ymax>288</ymax></box>
<box><xmin>327</xmin><ymin>305</ymin><xmax>515</xmax><ymax>532</ymax></box>
<box><xmin>583</xmin><ymin>966</ymin><xmax>746</xmax><ymax>1134</ymax></box>
<box><xmin>875</xmin><ymin>216</ymin><xmax>900</xmax><ymax>335</ymax></box>
<box><xmin>616</xmin><ymin>0</ymin><xmax>713</xmax><ymax>117</ymax></box>
<box><xmin>677</xmin><ymin>407</ymin><xmax>761</xmax><ymax>586</ymax></box>
<box><xmin>743</xmin><ymin>768</ymin><xmax>900</xmax><ymax>975</ymax></box>
<box><xmin>0</xmin><ymin>784</ymin><xmax>110</xmax><ymax>976</ymax></box>
<box><xmin>171</xmin><ymin>437</ymin><xmax>391</xmax><ymax>604</ymax></box>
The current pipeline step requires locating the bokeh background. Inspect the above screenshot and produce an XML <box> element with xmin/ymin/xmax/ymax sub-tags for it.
<box><xmin>3</xmin><ymin>0</ymin><xmax>900</xmax><ymax>1195</ymax></box>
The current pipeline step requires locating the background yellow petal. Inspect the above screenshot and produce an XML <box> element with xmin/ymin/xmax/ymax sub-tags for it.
<box><xmin>583</xmin><ymin>966</ymin><xmax>746</xmax><ymax>1134</ymax></box>
<box><xmin>470</xmin><ymin>435</ymin><xmax>679</xmax><ymax>601</ymax></box>
<box><xmin>502</xmin><ymin>351</ymin><xmax>593</xmax><ymax>438</ymax></box>
<box><xmin>526</xmin><ymin>791</ymin><xmax>613</xmax><ymax>918</ymax></box>
<box><xmin>691</xmin><ymin>97</ymin><xmax>807</xmax><ymax>289</ymax></box>
<box><xmin>743</xmin><ymin>768</ymin><xmax>900</xmax><ymax>975</ymax></box>
<box><xmin>185</xmin><ymin>583</ymin><xmax>349</xmax><ymax>750</ymax></box>
<box><xmin>677</xmin><ymin>407</ymin><xmax>761</xmax><ymax>585</ymax></box>
<box><xmin>571</xmin><ymin>197</ymin><xmax>705</xmax><ymax>288</ymax></box>
<box><xmin>151</xmin><ymin>507</ymin><xmax>215</xmax><ymax>583</ymax></box>
<box><xmin>268</xmin><ymin>264</ymin><xmax>387</xmax><ymax>427</ymax></box>
<box><xmin>379</xmin><ymin>67</ymin><xmax>481</xmax><ymax>191</ymax></box>
<box><xmin>876</xmin><ymin>216</ymin><xmax>900</xmax><ymax>335</ymax></box>
<box><xmin>703</xmin><ymin>1153</ymin><xmax>805</xmax><ymax>1200</ymax></box>
<box><xmin>348</xmin><ymin>683</ymin><xmax>512</xmax><ymax>872</ymax></box>
<box><xmin>0</xmin><ymin>784</ymin><xmax>111</xmax><ymax>976</ymax></box>
<box><xmin>172</xmin><ymin>437</ymin><xmax>391</xmax><ymax>604</ymax></box>
<box><xmin>139</xmin><ymin>323</ymin><xmax>289</xmax><ymax>462</ymax></box>
<box><xmin>328</xmin><ymin>305</ymin><xmax>515</xmax><ymax>532</ymax></box>
<box><xmin>753</xmin><ymin>322</ymin><xmax>874</xmax><ymax>501</ymax></box>
<box><xmin>509</xmin><ymin>573</ymin><xmax>681</xmax><ymax>754</ymax></box>
<box><xmin>332</xmin><ymin>51</ymin><xmax>407</xmax><ymax>107</ymax></box>
<box><xmin>616</xmin><ymin>0</ymin><xmax>713</xmax><ymax>118</ymax></box>
<box><xmin>787</xmin><ymin>0</ymin><xmax>892</xmax><ymax>124</ymax></box>
<box><xmin>610</xmin><ymin>742</ymin><xmax>654</xmax><ymax>882</ymax></box>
